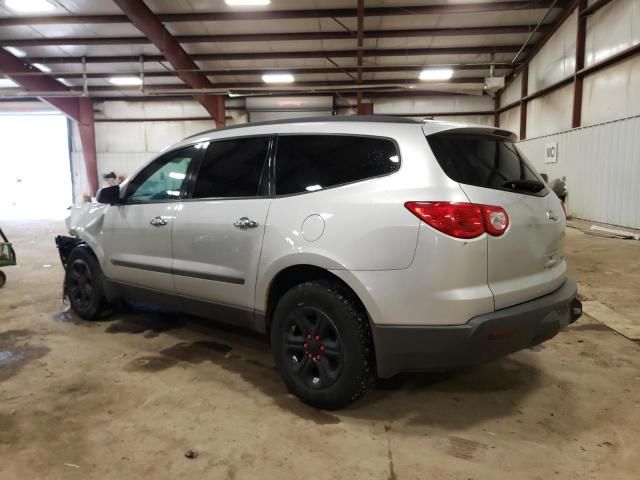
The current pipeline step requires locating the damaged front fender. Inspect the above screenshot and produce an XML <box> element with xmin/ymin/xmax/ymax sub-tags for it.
<box><xmin>55</xmin><ymin>235</ymin><xmax>82</xmax><ymax>269</ymax></box>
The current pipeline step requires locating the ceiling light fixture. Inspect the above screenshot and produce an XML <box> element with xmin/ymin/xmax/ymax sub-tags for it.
<box><xmin>4</xmin><ymin>0</ymin><xmax>55</xmax><ymax>13</ymax></box>
<box><xmin>108</xmin><ymin>76</ymin><xmax>142</xmax><ymax>86</ymax></box>
<box><xmin>262</xmin><ymin>73</ymin><xmax>294</xmax><ymax>84</ymax></box>
<box><xmin>4</xmin><ymin>46</ymin><xmax>26</xmax><ymax>57</ymax></box>
<box><xmin>0</xmin><ymin>78</ymin><xmax>17</xmax><ymax>88</ymax></box>
<box><xmin>419</xmin><ymin>68</ymin><xmax>454</xmax><ymax>81</ymax></box>
<box><xmin>32</xmin><ymin>63</ymin><xmax>51</xmax><ymax>73</ymax></box>
<box><xmin>225</xmin><ymin>0</ymin><xmax>271</xmax><ymax>6</ymax></box>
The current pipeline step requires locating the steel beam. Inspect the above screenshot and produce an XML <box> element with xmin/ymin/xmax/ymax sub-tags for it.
<box><xmin>3</xmin><ymin>63</ymin><xmax>515</xmax><ymax>80</ymax></box>
<box><xmin>60</xmin><ymin>77</ymin><xmax>487</xmax><ymax>92</ymax></box>
<box><xmin>0</xmin><ymin>1</ymin><xmax>566</xmax><ymax>26</ymax></box>
<box><xmin>112</xmin><ymin>0</ymin><xmax>224</xmax><ymax>126</ymax></box>
<box><xmin>580</xmin><ymin>0</ymin><xmax>612</xmax><ymax>16</ymax></box>
<box><xmin>26</xmin><ymin>46</ymin><xmax>529</xmax><ymax>65</ymax></box>
<box><xmin>1</xmin><ymin>25</ymin><xmax>547</xmax><ymax>47</ymax></box>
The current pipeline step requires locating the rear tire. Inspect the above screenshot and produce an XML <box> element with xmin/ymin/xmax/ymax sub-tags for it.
<box><xmin>0</xmin><ymin>271</ymin><xmax>5</xmax><ymax>288</ymax></box>
<box><xmin>65</xmin><ymin>247</ymin><xmax>111</xmax><ymax>320</ymax></box>
<box><xmin>270</xmin><ymin>280</ymin><xmax>374</xmax><ymax>410</ymax></box>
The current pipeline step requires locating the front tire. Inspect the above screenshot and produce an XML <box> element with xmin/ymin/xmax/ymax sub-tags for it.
<box><xmin>65</xmin><ymin>247</ymin><xmax>111</xmax><ymax>320</ymax></box>
<box><xmin>271</xmin><ymin>280</ymin><xmax>374</xmax><ymax>410</ymax></box>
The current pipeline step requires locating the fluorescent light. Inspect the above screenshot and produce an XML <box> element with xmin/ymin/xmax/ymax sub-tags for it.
<box><xmin>4</xmin><ymin>46</ymin><xmax>26</xmax><ymax>57</ymax></box>
<box><xmin>108</xmin><ymin>76</ymin><xmax>142</xmax><ymax>86</ymax></box>
<box><xmin>225</xmin><ymin>0</ymin><xmax>270</xmax><ymax>5</ymax></box>
<box><xmin>32</xmin><ymin>63</ymin><xmax>51</xmax><ymax>73</ymax></box>
<box><xmin>389</xmin><ymin>155</ymin><xmax>399</xmax><ymax>163</ymax></box>
<box><xmin>419</xmin><ymin>68</ymin><xmax>454</xmax><ymax>81</ymax></box>
<box><xmin>262</xmin><ymin>73</ymin><xmax>294</xmax><ymax>84</ymax></box>
<box><xmin>168</xmin><ymin>172</ymin><xmax>186</xmax><ymax>180</ymax></box>
<box><xmin>4</xmin><ymin>0</ymin><xmax>55</xmax><ymax>13</ymax></box>
<box><xmin>305</xmin><ymin>184</ymin><xmax>322</xmax><ymax>192</ymax></box>
<box><xmin>0</xmin><ymin>78</ymin><xmax>17</xmax><ymax>88</ymax></box>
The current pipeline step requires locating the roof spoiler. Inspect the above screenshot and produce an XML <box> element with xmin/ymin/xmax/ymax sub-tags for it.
<box><xmin>423</xmin><ymin>125</ymin><xmax>518</xmax><ymax>142</ymax></box>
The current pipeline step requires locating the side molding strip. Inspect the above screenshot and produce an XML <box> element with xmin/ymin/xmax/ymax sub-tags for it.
<box><xmin>111</xmin><ymin>259</ymin><xmax>245</xmax><ymax>285</ymax></box>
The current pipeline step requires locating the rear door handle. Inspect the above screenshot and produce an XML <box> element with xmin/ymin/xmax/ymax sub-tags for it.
<box><xmin>233</xmin><ymin>217</ymin><xmax>259</xmax><ymax>229</ymax></box>
<box><xmin>150</xmin><ymin>216</ymin><xmax>168</xmax><ymax>227</ymax></box>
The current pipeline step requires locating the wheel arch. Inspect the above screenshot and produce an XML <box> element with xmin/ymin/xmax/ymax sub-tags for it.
<box><xmin>261</xmin><ymin>264</ymin><xmax>378</xmax><ymax>351</ymax></box>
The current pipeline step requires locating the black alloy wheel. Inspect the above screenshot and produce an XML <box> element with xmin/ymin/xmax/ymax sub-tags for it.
<box><xmin>67</xmin><ymin>258</ymin><xmax>95</xmax><ymax>311</ymax></box>
<box><xmin>282</xmin><ymin>306</ymin><xmax>344</xmax><ymax>389</ymax></box>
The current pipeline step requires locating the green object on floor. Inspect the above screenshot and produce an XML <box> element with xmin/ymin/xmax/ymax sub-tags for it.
<box><xmin>0</xmin><ymin>226</ymin><xmax>17</xmax><ymax>288</ymax></box>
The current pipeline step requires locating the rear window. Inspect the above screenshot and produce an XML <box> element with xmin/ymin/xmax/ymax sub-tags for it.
<box><xmin>275</xmin><ymin>135</ymin><xmax>400</xmax><ymax>195</ymax></box>
<box><xmin>427</xmin><ymin>133</ymin><xmax>548</xmax><ymax>196</ymax></box>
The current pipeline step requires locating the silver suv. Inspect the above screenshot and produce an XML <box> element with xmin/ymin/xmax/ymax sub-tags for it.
<box><xmin>56</xmin><ymin>116</ymin><xmax>582</xmax><ymax>409</ymax></box>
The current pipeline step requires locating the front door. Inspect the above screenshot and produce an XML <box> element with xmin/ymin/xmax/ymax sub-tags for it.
<box><xmin>102</xmin><ymin>143</ymin><xmax>204</xmax><ymax>293</ymax></box>
<box><xmin>172</xmin><ymin>136</ymin><xmax>272</xmax><ymax>317</ymax></box>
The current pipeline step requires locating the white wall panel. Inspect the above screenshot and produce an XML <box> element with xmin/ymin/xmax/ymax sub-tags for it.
<box><xmin>528</xmin><ymin>9</ymin><xmax>577</xmax><ymax>93</ymax></box>
<box><xmin>517</xmin><ymin>115</ymin><xmax>640</xmax><ymax>229</ymax></box>
<box><xmin>97</xmin><ymin>122</ymin><xmax>147</xmax><ymax>153</ymax></box>
<box><xmin>98</xmin><ymin>101</ymin><xmax>145</xmax><ymax>118</ymax></box>
<box><xmin>526</xmin><ymin>84</ymin><xmax>573</xmax><ymax>138</ymax></box>
<box><xmin>585</xmin><ymin>0</ymin><xmax>640</xmax><ymax>67</ymax></box>
<box><xmin>582</xmin><ymin>55</ymin><xmax>640</xmax><ymax>125</ymax></box>
<box><xmin>399</xmin><ymin>114</ymin><xmax>493</xmax><ymax>125</ymax></box>
<box><xmin>96</xmin><ymin>153</ymin><xmax>153</xmax><ymax>181</ymax></box>
<box><xmin>501</xmin><ymin>73</ymin><xmax>522</xmax><ymax>107</ymax></box>
<box><xmin>183</xmin><ymin>119</ymin><xmax>218</xmax><ymax>138</ymax></box>
<box><xmin>145</xmin><ymin>121</ymin><xmax>184</xmax><ymax>152</ymax></box>
<box><xmin>142</xmin><ymin>101</ymin><xmax>185</xmax><ymax>119</ymax></box>
<box><xmin>373</xmin><ymin>95</ymin><xmax>493</xmax><ymax>115</ymax></box>
<box><xmin>434</xmin><ymin>114</ymin><xmax>494</xmax><ymax>126</ymax></box>
<box><xmin>499</xmin><ymin>105</ymin><xmax>521</xmax><ymax>136</ymax></box>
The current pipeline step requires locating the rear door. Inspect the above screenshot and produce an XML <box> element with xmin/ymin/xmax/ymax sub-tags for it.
<box><xmin>426</xmin><ymin>130</ymin><xmax>566</xmax><ymax>309</ymax></box>
<box><xmin>171</xmin><ymin>136</ymin><xmax>272</xmax><ymax>317</ymax></box>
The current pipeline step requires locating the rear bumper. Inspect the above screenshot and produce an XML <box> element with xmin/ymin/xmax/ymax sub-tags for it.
<box><xmin>372</xmin><ymin>277</ymin><xmax>581</xmax><ymax>378</ymax></box>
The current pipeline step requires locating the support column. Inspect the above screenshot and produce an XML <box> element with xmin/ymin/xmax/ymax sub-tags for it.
<box><xmin>77</xmin><ymin>98</ymin><xmax>99</xmax><ymax>197</ymax></box>
<box><xmin>572</xmin><ymin>0</ymin><xmax>587</xmax><ymax>128</ymax></box>
<box><xmin>519</xmin><ymin>64</ymin><xmax>528</xmax><ymax>140</ymax></box>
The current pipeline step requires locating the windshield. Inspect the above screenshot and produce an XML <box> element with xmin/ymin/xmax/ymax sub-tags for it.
<box><xmin>427</xmin><ymin>132</ymin><xmax>548</xmax><ymax>196</ymax></box>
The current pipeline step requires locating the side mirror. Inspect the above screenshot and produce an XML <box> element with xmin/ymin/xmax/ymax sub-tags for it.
<box><xmin>96</xmin><ymin>185</ymin><xmax>121</xmax><ymax>205</ymax></box>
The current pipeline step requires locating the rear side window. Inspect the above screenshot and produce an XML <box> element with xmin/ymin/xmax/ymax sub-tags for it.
<box><xmin>275</xmin><ymin>135</ymin><xmax>400</xmax><ymax>195</ymax></box>
<box><xmin>192</xmin><ymin>137</ymin><xmax>270</xmax><ymax>198</ymax></box>
<box><xmin>427</xmin><ymin>133</ymin><xmax>548</xmax><ymax>196</ymax></box>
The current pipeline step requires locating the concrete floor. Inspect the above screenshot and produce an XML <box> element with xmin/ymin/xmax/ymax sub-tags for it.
<box><xmin>0</xmin><ymin>220</ymin><xmax>639</xmax><ymax>480</ymax></box>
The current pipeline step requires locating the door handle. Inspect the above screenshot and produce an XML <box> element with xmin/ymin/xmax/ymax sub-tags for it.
<box><xmin>233</xmin><ymin>217</ymin><xmax>259</xmax><ymax>229</ymax></box>
<box><xmin>150</xmin><ymin>216</ymin><xmax>168</xmax><ymax>227</ymax></box>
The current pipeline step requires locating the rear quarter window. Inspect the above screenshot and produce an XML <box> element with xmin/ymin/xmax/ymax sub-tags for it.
<box><xmin>275</xmin><ymin>134</ymin><xmax>400</xmax><ymax>195</ymax></box>
<box><xmin>427</xmin><ymin>133</ymin><xmax>548</xmax><ymax>196</ymax></box>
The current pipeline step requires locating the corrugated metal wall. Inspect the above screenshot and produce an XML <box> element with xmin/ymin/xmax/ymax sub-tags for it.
<box><xmin>518</xmin><ymin>115</ymin><xmax>640</xmax><ymax>229</ymax></box>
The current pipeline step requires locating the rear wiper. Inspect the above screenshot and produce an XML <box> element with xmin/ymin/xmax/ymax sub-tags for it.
<box><xmin>501</xmin><ymin>179</ymin><xmax>545</xmax><ymax>192</ymax></box>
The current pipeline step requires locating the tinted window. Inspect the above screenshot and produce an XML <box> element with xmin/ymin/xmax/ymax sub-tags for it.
<box><xmin>192</xmin><ymin>137</ymin><xmax>270</xmax><ymax>198</ymax></box>
<box><xmin>126</xmin><ymin>145</ymin><xmax>200</xmax><ymax>203</ymax></box>
<box><xmin>427</xmin><ymin>133</ymin><xmax>547</xmax><ymax>196</ymax></box>
<box><xmin>275</xmin><ymin>135</ymin><xmax>399</xmax><ymax>195</ymax></box>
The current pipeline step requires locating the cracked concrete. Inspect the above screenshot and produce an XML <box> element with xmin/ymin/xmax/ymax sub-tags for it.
<box><xmin>0</xmin><ymin>219</ymin><xmax>639</xmax><ymax>479</ymax></box>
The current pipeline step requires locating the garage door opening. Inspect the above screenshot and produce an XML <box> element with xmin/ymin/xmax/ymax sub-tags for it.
<box><xmin>0</xmin><ymin>114</ymin><xmax>72</xmax><ymax>220</ymax></box>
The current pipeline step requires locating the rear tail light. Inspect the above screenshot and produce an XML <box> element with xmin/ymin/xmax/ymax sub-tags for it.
<box><xmin>405</xmin><ymin>201</ymin><xmax>509</xmax><ymax>239</ymax></box>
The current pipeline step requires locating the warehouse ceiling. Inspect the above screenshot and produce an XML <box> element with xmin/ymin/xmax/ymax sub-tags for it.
<box><xmin>0</xmin><ymin>0</ymin><xmax>570</xmax><ymax>100</ymax></box>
